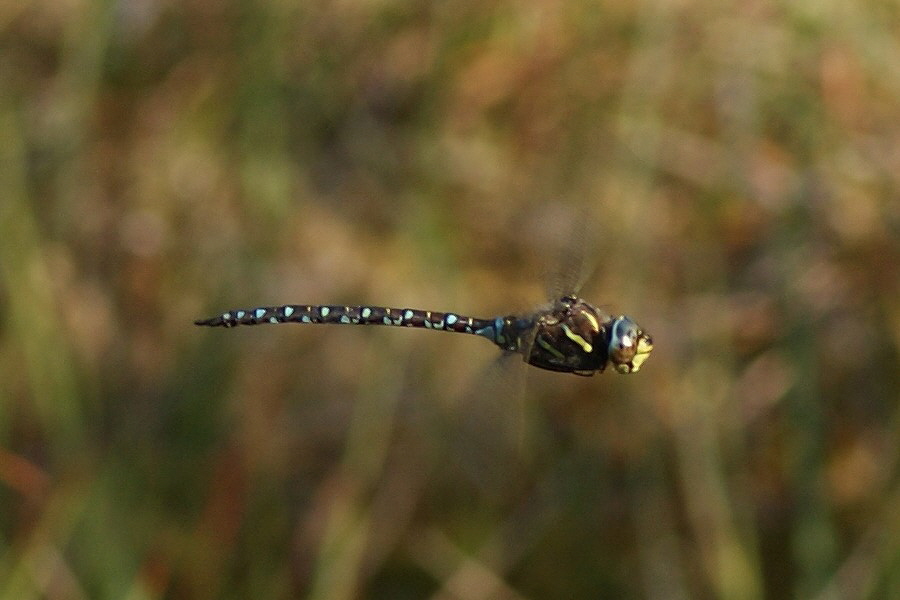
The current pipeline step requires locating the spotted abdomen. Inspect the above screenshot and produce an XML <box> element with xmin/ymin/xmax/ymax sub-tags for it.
<box><xmin>194</xmin><ymin>304</ymin><xmax>501</xmax><ymax>336</ymax></box>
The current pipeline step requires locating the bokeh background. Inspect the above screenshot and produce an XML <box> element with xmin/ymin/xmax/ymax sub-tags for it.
<box><xmin>2</xmin><ymin>1</ymin><xmax>899</xmax><ymax>598</ymax></box>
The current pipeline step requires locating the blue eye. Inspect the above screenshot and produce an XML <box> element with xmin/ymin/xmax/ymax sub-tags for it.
<box><xmin>608</xmin><ymin>316</ymin><xmax>653</xmax><ymax>373</ymax></box>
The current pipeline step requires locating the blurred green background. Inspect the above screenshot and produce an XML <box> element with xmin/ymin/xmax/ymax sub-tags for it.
<box><xmin>2</xmin><ymin>1</ymin><xmax>899</xmax><ymax>598</ymax></box>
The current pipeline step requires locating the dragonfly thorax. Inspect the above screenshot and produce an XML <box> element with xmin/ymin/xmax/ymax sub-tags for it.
<box><xmin>516</xmin><ymin>297</ymin><xmax>652</xmax><ymax>376</ymax></box>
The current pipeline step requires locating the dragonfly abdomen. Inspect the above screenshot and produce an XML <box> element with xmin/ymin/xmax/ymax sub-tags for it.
<box><xmin>195</xmin><ymin>304</ymin><xmax>506</xmax><ymax>338</ymax></box>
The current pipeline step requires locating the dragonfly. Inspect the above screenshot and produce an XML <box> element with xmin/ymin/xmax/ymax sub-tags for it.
<box><xmin>194</xmin><ymin>295</ymin><xmax>653</xmax><ymax>376</ymax></box>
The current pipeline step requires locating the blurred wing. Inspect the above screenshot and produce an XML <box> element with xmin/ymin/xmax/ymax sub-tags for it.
<box><xmin>444</xmin><ymin>351</ymin><xmax>536</xmax><ymax>493</ymax></box>
<box><xmin>530</xmin><ymin>202</ymin><xmax>599</xmax><ymax>302</ymax></box>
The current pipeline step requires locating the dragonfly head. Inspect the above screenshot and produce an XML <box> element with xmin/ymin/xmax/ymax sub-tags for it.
<box><xmin>608</xmin><ymin>316</ymin><xmax>653</xmax><ymax>374</ymax></box>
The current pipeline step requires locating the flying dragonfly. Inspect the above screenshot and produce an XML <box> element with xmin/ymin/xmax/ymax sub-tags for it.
<box><xmin>195</xmin><ymin>295</ymin><xmax>653</xmax><ymax>376</ymax></box>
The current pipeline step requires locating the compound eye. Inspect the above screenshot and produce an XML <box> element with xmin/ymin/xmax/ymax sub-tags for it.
<box><xmin>608</xmin><ymin>317</ymin><xmax>638</xmax><ymax>361</ymax></box>
<box><xmin>608</xmin><ymin>316</ymin><xmax>653</xmax><ymax>373</ymax></box>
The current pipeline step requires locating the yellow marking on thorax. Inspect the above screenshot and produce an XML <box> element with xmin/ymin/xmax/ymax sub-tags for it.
<box><xmin>537</xmin><ymin>336</ymin><xmax>565</xmax><ymax>360</ymax></box>
<box><xmin>583</xmin><ymin>311</ymin><xmax>600</xmax><ymax>333</ymax></box>
<box><xmin>562</xmin><ymin>324</ymin><xmax>593</xmax><ymax>354</ymax></box>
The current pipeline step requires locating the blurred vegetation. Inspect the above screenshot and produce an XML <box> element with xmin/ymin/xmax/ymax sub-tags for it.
<box><xmin>1</xmin><ymin>0</ymin><xmax>899</xmax><ymax>598</ymax></box>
